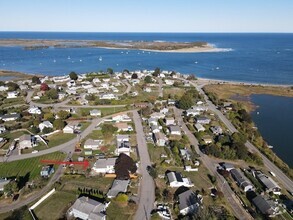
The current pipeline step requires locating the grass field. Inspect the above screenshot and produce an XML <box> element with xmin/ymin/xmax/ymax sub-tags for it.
<box><xmin>34</xmin><ymin>191</ymin><xmax>76</xmax><ymax>220</ymax></box>
<box><xmin>0</xmin><ymin>152</ymin><xmax>65</xmax><ymax>180</ymax></box>
<box><xmin>107</xmin><ymin>201</ymin><xmax>137</xmax><ymax>220</ymax></box>
<box><xmin>47</xmin><ymin>132</ymin><xmax>76</xmax><ymax>148</ymax></box>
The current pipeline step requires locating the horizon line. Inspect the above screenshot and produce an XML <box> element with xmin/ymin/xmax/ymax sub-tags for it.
<box><xmin>0</xmin><ymin>30</ymin><xmax>293</xmax><ymax>34</ymax></box>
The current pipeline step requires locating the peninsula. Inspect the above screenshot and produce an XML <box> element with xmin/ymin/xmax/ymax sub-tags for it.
<box><xmin>0</xmin><ymin>39</ymin><xmax>220</xmax><ymax>53</ymax></box>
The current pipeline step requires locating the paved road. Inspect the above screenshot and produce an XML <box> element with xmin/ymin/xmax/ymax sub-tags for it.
<box><xmin>193</xmin><ymin>83</ymin><xmax>293</xmax><ymax>194</ymax></box>
<box><xmin>133</xmin><ymin>111</ymin><xmax>155</xmax><ymax>220</ymax></box>
<box><xmin>173</xmin><ymin>107</ymin><xmax>252</xmax><ymax>220</ymax></box>
<box><xmin>157</xmin><ymin>78</ymin><xmax>163</xmax><ymax>98</ymax></box>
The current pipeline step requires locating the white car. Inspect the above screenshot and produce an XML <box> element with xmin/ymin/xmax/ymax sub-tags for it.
<box><xmin>269</xmin><ymin>171</ymin><xmax>276</xmax><ymax>177</ymax></box>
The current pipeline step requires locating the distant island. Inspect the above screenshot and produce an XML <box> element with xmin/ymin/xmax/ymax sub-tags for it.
<box><xmin>0</xmin><ymin>39</ymin><xmax>226</xmax><ymax>53</ymax></box>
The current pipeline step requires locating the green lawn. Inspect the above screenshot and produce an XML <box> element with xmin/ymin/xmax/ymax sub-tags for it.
<box><xmin>0</xmin><ymin>152</ymin><xmax>65</xmax><ymax>180</ymax></box>
<box><xmin>34</xmin><ymin>191</ymin><xmax>77</xmax><ymax>220</ymax></box>
<box><xmin>107</xmin><ymin>201</ymin><xmax>137</xmax><ymax>220</ymax></box>
<box><xmin>47</xmin><ymin>132</ymin><xmax>76</xmax><ymax>148</ymax></box>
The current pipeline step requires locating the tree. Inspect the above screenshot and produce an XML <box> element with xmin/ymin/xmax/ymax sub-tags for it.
<box><xmin>69</xmin><ymin>71</ymin><xmax>78</xmax><ymax>80</ymax></box>
<box><xmin>123</xmin><ymin>69</ymin><xmax>129</xmax><ymax>74</ymax></box>
<box><xmin>152</xmin><ymin>67</ymin><xmax>160</xmax><ymax>77</ymax></box>
<box><xmin>131</xmin><ymin>73</ymin><xmax>138</xmax><ymax>79</ymax></box>
<box><xmin>53</xmin><ymin>119</ymin><xmax>66</xmax><ymax>129</ymax></box>
<box><xmin>107</xmin><ymin>68</ymin><xmax>114</xmax><ymax>75</ymax></box>
<box><xmin>187</xmin><ymin>74</ymin><xmax>197</xmax><ymax>80</ymax></box>
<box><xmin>46</xmin><ymin>89</ymin><xmax>58</xmax><ymax>99</ymax></box>
<box><xmin>57</xmin><ymin>110</ymin><xmax>71</xmax><ymax>120</ymax></box>
<box><xmin>32</xmin><ymin>76</ymin><xmax>41</xmax><ymax>84</ymax></box>
<box><xmin>101</xmin><ymin>124</ymin><xmax>118</xmax><ymax>138</ymax></box>
<box><xmin>40</xmin><ymin>83</ymin><xmax>49</xmax><ymax>91</ymax></box>
<box><xmin>140</xmin><ymin>106</ymin><xmax>152</xmax><ymax>117</ymax></box>
<box><xmin>4</xmin><ymin>181</ymin><xmax>19</xmax><ymax>196</ymax></box>
<box><xmin>6</xmin><ymin>82</ymin><xmax>19</xmax><ymax>91</ymax></box>
<box><xmin>115</xmin><ymin>153</ymin><xmax>137</xmax><ymax>180</ymax></box>
<box><xmin>85</xmin><ymin>94</ymin><xmax>96</xmax><ymax>101</ymax></box>
<box><xmin>144</xmin><ymin>75</ymin><xmax>152</xmax><ymax>83</ymax></box>
<box><xmin>43</xmin><ymin>112</ymin><xmax>55</xmax><ymax>122</ymax></box>
<box><xmin>178</xmin><ymin>93</ymin><xmax>194</xmax><ymax>110</ymax></box>
<box><xmin>30</xmin><ymin>126</ymin><xmax>40</xmax><ymax>134</ymax></box>
<box><xmin>42</xmin><ymin>127</ymin><xmax>53</xmax><ymax>134</ymax></box>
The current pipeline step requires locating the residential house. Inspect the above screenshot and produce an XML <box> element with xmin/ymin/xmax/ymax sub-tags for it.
<box><xmin>40</xmin><ymin>165</ymin><xmax>54</xmax><ymax>178</ymax></box>
<box><xmin>90</xmin><ymin>109</ymin><xmax>101</xmax><ymax>117</ymax></box>
<box><xmin>58</xmin><ymin>92</ymin><xmax>66</xmax><ymax>100</ymax></box>
<box><xmin>210</xmin><ymin>126</ymin><xmax>223</xmax><ymax>135</ymax></box>
<box><xmin>1</xmin><ymin>113</ymin><xmax>20</xmax><ymax>122</ymax></box>
<box><xmin>150</xmin><ymin>112</ymin><xmax>165</xmax><ymax>119</ymax></box>
<box><xmin>112</xmin><ymin>113</ymin><xmax>131</xmax><ymax>122</ymax></box>
<box><xmin>252</xmin><ymin>195</ymin><xmax>279</xmax><ymax>217</ymax></box>
<box><xmin>107</xmin><ymin>179</ymin><xmax>130</xmax><ymax>198</ymax></box>
<box><xmin>169</xmin><ymin>125</ymin><xmax>181</xmax><ymax>136</ymax></box>
<box><xmin>92</xmin><ymin>78</ymin><xmax>101</xmax><ymax>84</ymax></box>
<box><xmin>194</xmin><ymin>123</ymin><xmax>205</xmax><ymax>132</ymax></box>
<box><xmin>143</xmin><ymin>87</ymin><xmax>152</xmax><ymax>93</ymax></box>
<box><xmin>221</xmin><ymin>163</ymin><xmax>235</xmax><ymax>171</ymax></box>
<box><xmin>39</xmin><ymin>121</ymin><xmax>53</xmax><ymax>132</ymax></box>
<box><xmin>196</xmin><ymin>117</ymin><xmax>211</xmax><ymax>124</ymax></box>
<box><xmin>7</xmin><ymin>91</ymin><xmax>19</xmax><ymax>99</ymax></box>
<box><xmin>67</xmin><ymin>80</ymin><xmax>76</xmax><ymax>88</ymax></box>
<box><xmin>52</xmin><ymin>75</ymin><xmax>70</xmax><ymax>83</ymax></box>
<box><xmin>167</xmin><ymin>100</ymin><xmax>176</xmax><ymax>105</ymax></box>
<box><xmin>66</xmin><ymin>88</ymin><xmax>77</xmax><ymax>95</ymax></box>
<box><xmin>186</xmin><ymin>109</ymin><xmax>200</xmax><ymax>117</ymax></box>
<box><xmin>92</xmin><ymin>158</ymin><xmax>117</xmax><ymax>174</ymax></box>
<box><xmin>165</xmin><ymin>117</ymin><xmax>175</xmax><ymax>126</ymax></box>
<box><xmin>192</xmin><ymin>105</ymin><xmax>208</xmax><ymax>112</ymax></box>
<box><xmin>116</xmin><ymin>135</ymin><xmax>130</xmax><ymax>156</ymax></box>
<box><xmin>165</xmin><ymin>79</ymin><xmax>174</xmax><ymax>85</ymax></box>
<box><xmin>84</xmin><ymin>139</ymin><xmax>103</xmax><ymax>150</ymax></box>
<box><xmin>166</xmin><ymin>171</ymin><xmax>194</xmax><ymax>188</ymax></box>
<box><xmin>230</xmin><ymin>169</ymin><xmax>254</xmax><ymax>192</ymax></box>
<box><xmin>19</xmin><ymin>84</ymin><xmax>28</xmax><ymax>90</ymax></box>
<box><xmin>148</xmin><ymin>118</ymin><xmax>158</xmax><ymax>126</ymax></box>
<box><xmin>19</xmin><ymin>134</ymin><xmax>34</xmax><ymax>149</ymax></box>
<box><xmin>153</xmin><ymin>132</ymin><xmax>168</xmax><ymax>147</ymax></box>
<box><xmin>28</xmin><ymin>106</ymin><xmax>42</xmax><ymax>115</ymax></box>
<box><xmin>180</xmin><ymin>149</ymin><xmax>192</xmax><ymax>161</ymax></box>
<box><xmin>178</xmin><ymin>190</ymin><xmax>203</xmax><ymax>216</ymax></box>
<box><xmin>160</xmin><ymin>107</ymin><xmax>169</xmax><ymax>115</ymax></box>
<box><xmin>151</xmin><ymin>125</ymin><xmax>160</xmax><ymax>133</ymax></box>
<box><xmin>0</xmin><ymin>178</ymin><xmax>11</xmax><ymax>191</ymax></box>
<box><xmin>67</xmin><ymin>196</ymin><xmax>108</xmax><ymax>220</ymax></box>
<box><xmin>87</xmin><ymin>87</ymin><xmax>100</xmax><ymax>94</ymax></box>
<box><xmin>0</xmin><ymin>86</ymin><xmax>9</xmax><ymax>92</ymax></box>
<box><xmin>115</xmin><ymin>122</ymin><xmax>133</xmax><ymax>132</ymax></box>
<box><xmin>202</xmin><ymin>135</ymin><xmax>213</xmax><ymax>144</ymax></box>
<box><xmin>0</xmin><ymin>125</ymin><xmax>6</xmax><ymax>134</ymax></box>
<box><xmin>255</xmin><ymin>171</ymin><xmax>281</xmax><ymax>195</ymax></box>
<box><xmin>63</xmin><ymin>125</ymin><xmax>76</xmax><ymax>134</ymax></box>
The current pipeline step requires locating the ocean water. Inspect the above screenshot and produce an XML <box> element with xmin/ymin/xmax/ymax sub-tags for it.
<box><xmin>0</xmin><ymin>32</ymin><xmax>292</xmax><ymax>85</ymax></box>
<box><xmin>251</xmin><ymin>94</ymin><xmax>293</xmax><ymax>167</ymax></box>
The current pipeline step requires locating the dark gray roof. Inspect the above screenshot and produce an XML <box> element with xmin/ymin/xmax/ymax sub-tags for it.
<box><xmin>178</xmin><ymin>190</ymin><xmax>198</xmax><ymax>211</ymax></box>
<box><xmin>167</xmin><ymin>171</ymin><xmax>183</xmax><ymax>183</ymax></box>
<box><xmin>252</xmin><ymin>195</ymin><xmax>274</xmax><ymax>215</ymax></box>
<box><xmin>107</xmin><ymin>179</ymin><xmax>130</xmax><ymax>198</ymax></box>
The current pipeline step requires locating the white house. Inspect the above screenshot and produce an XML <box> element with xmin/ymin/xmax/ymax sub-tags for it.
<box><xmin>150</xmin><ymin>112</ymin><xmax>165</xmax><ymax>119</ymax></box>
<box><xmin>115</xmin><ymin>122</ymin><xmax>133</xmax><ymax>132</ymax></box>
<box><xmin>92</xmin><ymin>78</ymin><xmax>101</xmax><ymax>84</ymax></box>
<box><xmin>210</xmin><ymin>126</ymin><xmax>223</xmax><ymax>135</ymax></box>
<box><xmin>65</xmin><ymin>89</ymin><xmax>77</xmax><ymax>95</ymax></box>
<box><xmin>90</xmin><ymin>109</ymin><xmax>101</xmax><ymax>117</ymax></box>
<box><xmin>194</xmin><ymin>123</ymin><xmax>205</xmax><ymax>132</ymax></box>
<box><xmin>112</xmin><ymin>113</ymin><xmax>131</xmax><ymax>122</ymax></box>
<box><xmin>1</xmin><ymin>113</ymin><xmax>20</xmax><ymax>122</ymax></box>
<box><xmin>166</xmin><ymin>171</ymin><xmax>194</xmax><ymax>188</ymax></box>
<box><xmin>63</xmin><ymin>125</ymin><xmax>76</xmax><ymax>134</ymax></box>
<box><xmin>151</xmin><ymin>125</ymin><xmax>161</xmax><ymax>133</ymax></box>
<box><xmin>165</xmin><ymin>117</ymin><xmax>175</xmax><ymax>126</ymax></box>
<box><xmin>100</xmin><ymin>93</ymin><xmax>116</xmax><ymax>100</ymax></box>
<box><xmin>148</xmin><ymin>118</ymin><xmax>158</xmax><ymax>126</ymax></box>
<box><xmin>39</xmin><ymin>121</ymin><xmax>53</xmax><ymax>132</ymax></box>
<box><xmin>169</xmin><ymin>125</ymin><xmax>181</xmax><ymax>136</ymax></box>
<box><xmin>153</xmin><ymin>132</ymin><xmax>168</xmax><ymax>147</ymax></box>
<box><xmin>196</xmin><ymin>117</ymin><xmax>211</xmax><ymax>125</ymax></box>
<box><xmin>186</xmin><ymin>109</ymin><xmax>200</xmax><ymax>117</ymax></box>
<box><xmin>87</xmin><ymin>87</ymin><xmax>100</xmax><ymax>94</ymax></box>
<box><xmin>18</xmin><ymin>134</ymin><xmax>34</xmax><ymax>149</ymax></box>
<box><xmin>92</xmin><ymin>158</ymin><xmax>117</xmax><ymax>174</ymax></box>
<box><xmin>0</xmin><ymin>125</ymin><xmax>6</xmax><ymax>134</ymax></box>
<box><xmin>67</xmin><ymin>196</ymin><xmax>107</xmax><ymax>220</ymax></box>
<box><xmin>160</xmin><ymin>108</ymin><xmax>169</xmax><ymax>115</ymax></box>
<box><xmin>143</xmin><ymin>87</ymin><xmax>152</xmax><ymax>93</ymax></box>
<box><xmin>7</xmin><ymin>91</ymin><xmax>19</xmax><ymax>99</ymax></box>
<box><xmin>178</xmin><ymin>190</ymin><xmax>202</xmax><ymax>216</ymax></box>
<box><xmin>28</xmin><ymin>106</ymin><xmax>42</xmax><ymax>115</ymax></box>
<box><xmin>0</xmin><ymin>86</ymin><xmax>9</xmax><ymax>92</ymax></box>
<box><xmin>116</xmin><ymin>140</ymin><xmax>130</xmax><ymax>156</ymax></box>
<box><xmin>84</xmin><ymin>139</ymin><xmax>103</xmax><ymax>150</ymax></box>
<box><xmin>58</xmin><ymin>93</ymin><xmax>66</xmax><ymax>100</ymax></box>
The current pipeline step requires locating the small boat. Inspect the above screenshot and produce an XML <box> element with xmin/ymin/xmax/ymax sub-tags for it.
<box><xmin>268</xmin><ymin>145</ymin><xmax>274</xmax><ymax>149</ymax></box>
<box><xmin>256</xmin><ymin>112</ymin><xmax>260</xmax><ymax>115</ymax></box>
<box><xmin>194</xmin><ymin>61</ymin><xmax>198</xmax><ymax>64</ymax></box>
<box><xmin>67</xmin><ymin>56</ymin><xmax>71</xmax><ymax>60</ymax></box>
<box><xmin>216</xmin><ymin>67</ymin><xmax>220</xmax><ymax>70</ymax></box>
<box><xmin>80</xmin><ymin>59</ymin><xmax>83</xmax><ymax>62</ymax></box>
<box><xmin>53</xmin><ymin>59</ymin><xmax>56</xmax><ymax>63</ymax></box>
<box><xmin>99</xmin><ymin>56</ymin><xmax>102</xmax><ymax>61</ymax></box>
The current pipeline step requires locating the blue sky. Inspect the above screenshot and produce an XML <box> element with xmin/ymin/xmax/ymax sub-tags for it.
<box><xmin>0</xmin><ymin>0</ymin><xmax>293</xmax><ymax>32</ymax></box>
